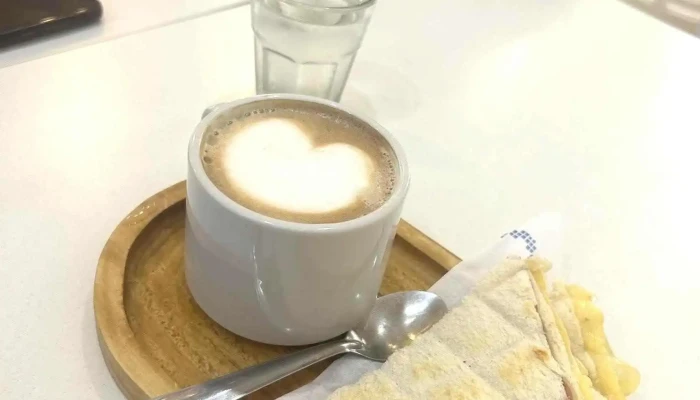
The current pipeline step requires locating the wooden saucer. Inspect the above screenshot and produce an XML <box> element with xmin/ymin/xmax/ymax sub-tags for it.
<box><xmin>94</xmin><ymin>181</ymin><xmax>460</xmax><ymax>399</ymax></box>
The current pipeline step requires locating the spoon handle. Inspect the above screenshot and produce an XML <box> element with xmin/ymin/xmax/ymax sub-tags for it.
<box><xmin>153</xmin><ymin>339</ymin><xmax>361</xmax><ymax>400</ymax></box>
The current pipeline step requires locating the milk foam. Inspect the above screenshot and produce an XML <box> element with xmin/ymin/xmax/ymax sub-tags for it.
<box><xmin>201</xmin><ymin>101</ymin><xmax>398</xmax><ymax>224</ymax></box>
<box><xmin>222</xmin><ymin>118</ymin><xmax>375</xmax><ymax>214</ymax></box>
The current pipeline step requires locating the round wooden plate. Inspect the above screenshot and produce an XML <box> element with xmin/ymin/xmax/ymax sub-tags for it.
<box><xmin>94</xmin><ymin>181</ymin><xmax>460</xmax><ymax>399</ymax></box>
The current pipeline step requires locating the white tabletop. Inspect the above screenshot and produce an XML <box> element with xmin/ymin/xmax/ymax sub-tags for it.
<box><xmin>0</xmin><ymin>0</ymin><xmax>245</xmax><ymax>69</ymax></box>
<box><xmin>1</xmin><ymin>0</ymin><xmax>697</xmax><ymax>398</ymax></box>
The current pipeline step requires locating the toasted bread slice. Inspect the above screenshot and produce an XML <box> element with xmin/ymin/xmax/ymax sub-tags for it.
<box><xmin>327</xmin><ymin>369</ymin><xmax>408</xmax><ymax>400</ymax></box>
<box><xmin>381</xmin><ymin>332</ymin><xmax>468</xmax><ymax>396</ymax></box>
<box><xmin>328</xmin><ymin>258</ymin><xmax>612</xmax><ymax>399</ymax></box>
<box><xmin>422</xmin><ymin>365</ymin><xmax>509</xmax><ymax>400</ymax></box>
<box><xmin>429</xmin><ymin>294</ymin><xmax>524</xmax><ymax>366</ymax></box>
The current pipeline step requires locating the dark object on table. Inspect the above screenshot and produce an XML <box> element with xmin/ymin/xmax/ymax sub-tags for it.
<box><xmin>0</xmin><ymin>0</ymin><xmax>102</xmax><ymax>48</ymax></box>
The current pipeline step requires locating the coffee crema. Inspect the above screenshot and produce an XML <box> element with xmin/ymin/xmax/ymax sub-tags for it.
<box><xmin>200</xmin><ymin>99</ymin><xmax>398</xmax><ymax>224</ymax></box>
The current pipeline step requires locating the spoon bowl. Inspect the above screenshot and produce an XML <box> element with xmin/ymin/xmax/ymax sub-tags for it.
<box><xmin>347</xmin><ymin>291</ymin><xmax>448</xmax><ymax>361</ymax></box>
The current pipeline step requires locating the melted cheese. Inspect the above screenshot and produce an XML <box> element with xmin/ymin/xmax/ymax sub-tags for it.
<box><xmin>566</xmin><ymin>285</ymin><xmax>640</xmax><ymax>399</ymax></box>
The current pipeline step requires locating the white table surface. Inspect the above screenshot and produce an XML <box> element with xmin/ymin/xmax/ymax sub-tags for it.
<box><xmin>0</xmin><ymin>0</ymin><xmax>246</xmax><ymax>69</ymax></box>
<box><xmin>1</xmin><ymin>0</ymin><xmax>698</xmax><ymax>398</ymax></box>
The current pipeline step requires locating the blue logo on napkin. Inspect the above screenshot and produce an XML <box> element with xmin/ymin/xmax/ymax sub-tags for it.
<box><xmin>504</xmin><ymin>230</ymin><xmax>537</xmax><ymax>254</ymax></box>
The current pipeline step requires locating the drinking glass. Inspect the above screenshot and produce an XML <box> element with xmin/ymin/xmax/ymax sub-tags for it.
<box><xmin>251</xmin><ymin>0</ymin><xmax>376</xmax><ymax>101</ymax></box>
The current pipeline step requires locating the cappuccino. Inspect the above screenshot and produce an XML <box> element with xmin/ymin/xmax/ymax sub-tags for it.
<box><xmin>201</xmin><ymin>99</ymin><xmax>398</xmax><ymax>224</ymax></box>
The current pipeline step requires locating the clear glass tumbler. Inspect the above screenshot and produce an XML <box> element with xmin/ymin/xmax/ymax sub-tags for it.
<box><xmin>251</xmin><ymin>0</ymin><xmax>376</xmax><ymax>101</ymax></box>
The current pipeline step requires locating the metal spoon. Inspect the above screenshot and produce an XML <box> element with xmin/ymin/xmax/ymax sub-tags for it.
<box><xmin>153</xmin><ymin>291</ymin><xmax>447</xmax><ymax>400</ymax></box>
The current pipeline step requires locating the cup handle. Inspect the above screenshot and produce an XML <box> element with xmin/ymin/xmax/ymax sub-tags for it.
<box><xmin>201</xmin><ymin>103</ymin><xmax>224</xmax><ymax>120</ymax></box>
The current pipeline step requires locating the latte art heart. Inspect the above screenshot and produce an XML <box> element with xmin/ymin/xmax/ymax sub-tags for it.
<box><xmin>200</xmin><ymin>101</ymin><xmax>398</xmax><ymax>224</ymax></box>
<box><xmin>223</xmin><ymin>119</ymin><xmax>374</xmax><ymax>214</ymax></box>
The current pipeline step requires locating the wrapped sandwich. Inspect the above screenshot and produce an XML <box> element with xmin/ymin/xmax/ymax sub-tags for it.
<box><xmin>329</xmin><ymin>257</ymin><xmax>639</xmax><ymax>400</ymax></box>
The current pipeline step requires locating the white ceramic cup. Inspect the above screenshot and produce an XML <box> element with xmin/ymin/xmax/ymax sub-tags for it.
<box><xmin>185</xmin><ymin>94</ymin><xmax>410</xmax><ymax>346</ymax></box>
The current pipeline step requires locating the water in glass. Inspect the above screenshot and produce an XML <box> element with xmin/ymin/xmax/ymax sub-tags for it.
<box><xmin>251</xmin><ymin>0</ymin><xmax>375</xmax><ymax>101</ymax></box>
